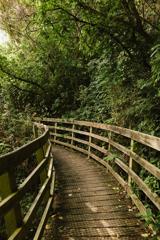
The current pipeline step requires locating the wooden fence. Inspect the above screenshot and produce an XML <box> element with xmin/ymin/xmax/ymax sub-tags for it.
<box><xmin>0</xmin><ymin>123</ymin><xmax>55</xmax><ymax>240</ymax></box>
<box><xmin>39</xmin><ymin>118</ymin><xmax>160</xmax><ymax>217</ymax></box>
<box><xmin>1</xmin><ymin>117</ymin><xmax>160</xmax><ymax>239</ymax></box>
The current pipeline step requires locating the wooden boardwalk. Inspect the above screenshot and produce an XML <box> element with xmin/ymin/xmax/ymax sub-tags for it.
<box><xmin>44</xmin><ymin>146</ymin><xmax>146</xmax><ymax>240</ymax></box>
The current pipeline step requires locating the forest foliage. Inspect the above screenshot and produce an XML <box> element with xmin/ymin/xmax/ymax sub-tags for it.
<box><xmin>0</xmin><ymin>1</ymin><xmax>160</xmax><ymax>237</ymax></box>
<box><xmin>0</xmin><ymin>0</ymin><xmax>160</xmax><ymax>135</ymax></box>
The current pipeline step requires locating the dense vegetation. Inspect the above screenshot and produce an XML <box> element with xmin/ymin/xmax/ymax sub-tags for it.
<box><xmin>0</xmin><ymin>0</ymin><xmax>160</xmax><ymax>237</ymax></box>
<box><xmin>0</xmin><ymin>0</ymin><xmax>159</xmax><ymax>134</ymax></box>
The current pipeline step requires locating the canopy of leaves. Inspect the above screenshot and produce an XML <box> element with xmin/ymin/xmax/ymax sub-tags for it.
<box><xmin>0</xmin><ymin>0</ymin><xmax>160</xmax><ymax>134</ymax></box>
<box><xmin>0</xmin><ymin>1</ymin><xmax>160</xmax><ymax>236</ymax></box>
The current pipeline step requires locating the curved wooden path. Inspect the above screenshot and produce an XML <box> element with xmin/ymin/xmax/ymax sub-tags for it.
<box><xmin>1</xmin><ymin>119</ymin><xmax>160</xmax><ymax>240</ymax></box>
<box><xmin>44</xmin><ymin>146</ymin><xmax>146</xmax><ymax>240</ymax></box>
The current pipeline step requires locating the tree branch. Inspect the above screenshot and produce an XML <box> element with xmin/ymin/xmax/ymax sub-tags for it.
<box><xmin>139</xmin><ymin>15</ymin><xmax>160</xmax><ymax>31</ymax></box>
<box><xmin>0</xmin><ymin>64</ymin><xmax>44</xmax><ymax>90</ymax></box>
<box><xmin>51</xmin><ymin>6</ymin><xmax>134</xmax><ymax>59</ymax></box>
<box><xmin>122</xmin><ymin>0</ymin><xmax>152</xmax><ymax>42</ymax></box>
<box><xmin>10</xmin><ymin>83</ymin><xmax>41</xmax><ymax>95</ymax></box>
<box><xmin>51</xmin><ymin>7</ymin><xmax>97</xmax><ymax>27</ymax></box>
<box><xmin>129</xmin><ymin>0</ymin><xmax>151</xmax><ymax>41</ymax></box>
<box><xmin>108</xmin><ymin>32</ymin><xmax>134</xmax><ymax>59</ymax></box>
<box><xmin>76</xmin><ymin>1</ymin><xmax>105</xmax><ymax>17</ymax></box>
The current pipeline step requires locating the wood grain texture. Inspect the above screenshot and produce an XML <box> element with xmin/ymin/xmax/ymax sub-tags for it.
<box><xmin>43</xmin><ymin>146</ymin><xmax>146</xmax><ymax>240</ymax></box>
<box><xmin>45</xmin><ymin>118</ymin><xmax>160</xmax><ymax>214</ymax></box>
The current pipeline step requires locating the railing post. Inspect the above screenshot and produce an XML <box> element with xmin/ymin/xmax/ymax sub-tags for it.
<box><xmin>0</xmin><ymin>171</ymin><xmax>22</xmax><ymax>237</ymax></box>
<box><xmin>36</xmin><ymin>146</ymin><xmax>47</xmax><ymax>184</ymax></box>
<box><xmin>88</xmin><ymin>126</ymin><xmax>92</xmax><ymax>159</ymax></box>
<box><xmin>128</xmin><ymin>139</ymin><xmax>134</xmax><ymax>185</ymax></box>
<box><xmin>35</xmin><ymin>144</ymin><xmax>50</xmax><ymax>206</ymax></box>
<box><xmin>54</xmin><ymin>122</ymin><xmax>57</xmax><ymax>144</ymax></box>
<box><xmin>43</xmin><ymin>128</ymin><xmax>50</xmax><ymax>156</ymax></box>
<box><xmin>108</xmin><ymin>131</ymin><xmax>112</xmax><ymax>151</ymax></box>
<box><xmin>33</xmin><ymin>123</ymin><xmax>38</xmax><ymax>138</ymax></box>
<box><xmin>71</xmin><ymin>124</ymin><xmax>75</xmax><ymax>146</ymax></box>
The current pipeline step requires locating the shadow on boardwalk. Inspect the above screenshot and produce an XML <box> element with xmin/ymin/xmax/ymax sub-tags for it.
<box><xmin>43</xmin><ymin>146</ymin><xmax>147</xmax><ymax>240</ymax></box>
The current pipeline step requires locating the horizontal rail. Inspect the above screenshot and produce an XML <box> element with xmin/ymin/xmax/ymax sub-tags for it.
<box><xmin>90</xmin><ymin>143</ymin><xmax>108</xmax><ymax>155</ymax></box>
<box><xmin>50</xmin><ymin>127</ymin><xmax>109</xmax><ymax>142</ymax></box>
<box><xmin>109</xmin><ymin>139</ymin><xmax>160</xmax><ymax>180</ymax></box>
<box><xmin>34</xmin><ymin>197</ymin><xmax>53</xmax><ymax>240</ymax></box>
<box><xmin>0</xmin><ymin>157</ymin><xmax>49</xmax><ymax>215</ymax></box>
<box><xmin>51</xmin><ymin>139</ymin><xmax>88</xmax><ymax>155</ymax></box>
<box><xmin>0</xmin><ymin>124</ymin><xmax>55</xmax><ymax>240</ymax></box>
<box><xmin>115</xmin><ymin>158</ymin><xmax>160</xmax><ymax>210</ymax></box>
<box><xmin>38</xmin><ymin>117</ymin><xmax>160</xmax><ymax>219</ymax></box>
<box><xmin>50</xmin><ymin>132</ymin><xmax>89</xmax><ymax>146</ymax></box>
<box><xmin>8</xmin><ymin>178</ymin><xmax>51</xmax><ymax>240</ymax></box>
<box><xmin>0</xmin><ymin>129</ymin><xmax>49</xmax><ymax>175</ymax></box>
<box><xmin>37</xmin><ymin>117</ymin><xmax>160</xmax><ymax>151</ymax></box>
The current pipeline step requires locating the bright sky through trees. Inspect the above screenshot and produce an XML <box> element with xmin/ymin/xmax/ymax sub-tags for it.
<box><xmin>0</xmin><ymin>29</ymin><xmax>9</xmax><ymax>45</ymax></box>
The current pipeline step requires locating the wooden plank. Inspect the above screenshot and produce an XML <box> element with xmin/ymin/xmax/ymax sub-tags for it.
<box><xmin>89</xmin><ymin>153</ymin><xmax>147</xmax><ymax>216</ymax></box>
<box><xmin>48</xmin><ymin>157</ymin><xmax>54</xmax><ymax>178</ymax></box>
<box><xmin>127</xmin><ymin>189</ymin><xmax>147</xmax><ymax>216</ymax></box>
<box><xmin>109</xmin><ymin>140</ymin><xmax>160</xmax><ymax>180</ymax></box>
<box><xmin>49</xmin><ymin>146</ymin><xmax>146</xmax><ymax>239</ymax></box>
<box><xmin>0</xmin><ymin>172</ymin><xmax>22</xmax><ymax>237</ymax></box>
<box><xmin>72</xmin><ymin>145</ymin><xmax>88</xmax><ymax>155</ymax></box>
<box><xmin>88</xmin><ymin>127</ymin><xmax>92</xmax><ymax>158</ymax></box>
<box><xmin>0</xmin><ymin>130</ymin><xmax>49</xmax><ymax>175</ymax></box>
<box><xmin>72</xmin><ymin>122</ymin><xmax>160</xmax><ymax>151</ymax></box>
<box><xmin>50</xmin><ymin>169</ymin><xmax>55</xmax><ymax>196</ymax></box>
<box><xmin>90</xmin><ymin>133</ymin><xmax>109</xmax><ymax>143</ymax></box>
<box><xmin>130</xmin><ymin>151</ymin><xmax>160</xmax><ymax>180</ymax></box>
<box><xmin>0</xmin><ymin>122</ymin><xmax>51</xmax><ymax>240</ymax></box>
<box><xmin>0</xmin><ymin>157</ymin><xmax>49</xmax><ymax>216</ymax></box>
<box><xmin>50</xmin><ymin>126</ymin><xmax>109</xmax><ymax>143</ymax></box>
<box><xmin>109</xmin><ymin>139</ymin><xmax>130</xmax><ymax>156</ymax></box>
<box><xmin>35</xmin><ymin>117</ymin><xmax>72</xmax><ymax>125</ymax></box>
<box><xmin>35</xmin><ymin>118</ymin><xmax>160</xmax><ymax>217</ymax></box>
<box><xmin>8</xmin><ymin>178</ymin><xmax>51</xmax><ymax>240</ymax></box>
<box><xmin>89</xmin><ymin>153</ymin><xmax>127</xmax><ymax>188</ymax></box>
<box><xmin>51</xmin><ymin>139</ymin><xmax>72</xmax><ymax>148</ymax></box>
<box><xmin>115</xmin><ymin>158</ymin><xmax>160</xmax><ymax>210</ymax></box>
<box><xmin>128</xmin><ymin>139</ymin><xmax>134</xmax><ymax>185</ymax></box>
<box><xmin>50</xmin><ymin>128</ymin><xmax>90</xmax><ymax>137</ymax></box>
<box><xmin>39</xmin><ymin>118</ymin><xmax>160</xmax><ymax>151</ymax></box>
<box><xmin>33</xmin><ymin>124</ymin><xmax>38</xmax><ymax>138</ymax></box>
<box><xmin>35</xmin><ymin>147</ymin><xmax>47</xmax><ymax>184</ymax></box>
<box><xmin>54</xmin><ymin>126</ymin><xmax>72</xmax><ymax>133</ymax></box>
<box><xmin>71</xmin><ymin>124</ymin><xmax>75</xmax><ymax>145</ymax></box>
<box><xmin>131</xmin><ymin>131</ymin><xmax>160</xmax><ymax>151</ymax></box>
<box><xmin>51</xmin><ymin>134</ymin><xmax>89</xmax><ymax>146</ymax></box>
<box><xmin>54</xmin><ymin>126</ymin><xmax>90</xmax><ymax>138</ymax></box>
<box><xmin>45</xmin><ymin>143</ymin><xmax>52</xmax><ymax>159</ymax></box>
<box><xmin>51</xmin><ymin>132</ymin><xmax>71</xmax><ymax>139</ymax></box>
<box><xmin>72</xmin><ymin>128</ymin><xmax>90</xmax><ymax>136</ymax></box>
<box><xmin>72</xmin><ymin>137</ymin><xmax>88</xmax><ymax>146</ymax></box>
<box><xmin>52</xmin><ymin>140</ymin><xmax>88</xmax><ymax>155</ymax></box>
<box><xmin>90</xmin><ymin>143</ymin><xmax>108</xmax><ymax>155</ymax></box>
<box><xmin>51</xmin><ymin>129</ymin><xmax>109</xmax><ymax>144</ymax></box>
<box><xmin>54</xmin><ymin>122</ymin><xmax>57</xmax><ymax>143</ymax></box>
<box><xmin>24</xmin><ymin>178</ymin><xmax>50</xmax><ymax>224</ymax></box>
<box><xmin>108</xmin><ymin>131</ymin><xmax>112</xmax><ymax>151</ymax></box>
<box><xmin>33</xmin><ymin>197</ymin><xmax>53</xmax><ymax>240</ymax></box>
<box><xmin>35</xmin><ymin>145</ymin><xmax>50</xmax><ymax>208</ymax></box>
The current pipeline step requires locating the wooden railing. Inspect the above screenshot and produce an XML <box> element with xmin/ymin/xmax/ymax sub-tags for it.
<box><xmin>39</xmin><ymin>118</ymin><xmax>160</xmax><ymax>217</ymax></box>
<box><xmin>1</xmin><ymin>118</ymin><xmax>159</xmax><ymax>239</ymax></box>
<box><xmin>0</xmin><ymin>123</ymin><xmax>55</xmax><ymax>240</ymax></box>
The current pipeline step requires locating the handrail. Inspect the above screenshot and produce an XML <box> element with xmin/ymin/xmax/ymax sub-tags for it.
<box><xmin>37</xmin><ymin>117</ymin><xmax>160</xmax><ymax>218</ymax></box>
<box><xmin>0</xmin><ymin>123</ymin><xmax>55</xmax><ymax>240</ymax></box>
